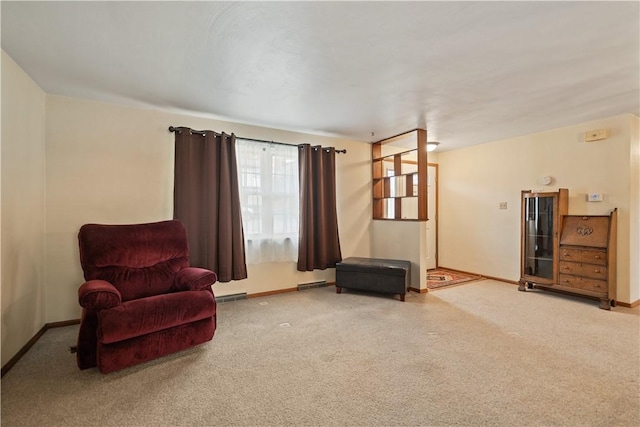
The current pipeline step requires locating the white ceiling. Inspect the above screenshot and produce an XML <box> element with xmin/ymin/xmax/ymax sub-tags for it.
<box><xmin>2</xmin><ymin>1</ymin><xmax>638</xmax><ymax>151</ymax></box>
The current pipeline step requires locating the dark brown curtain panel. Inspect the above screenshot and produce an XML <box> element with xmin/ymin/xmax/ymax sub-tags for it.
<box><xmin>174</xmin><ymin>128</ymin><xmax>247</xmax><ymax>282</ymax></box>
<box><xmin>297</xmin><ymin>144</ymin><xmax>342</xmax><ymax>271</ymax></box>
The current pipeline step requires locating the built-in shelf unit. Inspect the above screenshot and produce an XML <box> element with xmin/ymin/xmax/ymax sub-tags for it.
<box><xmin>372</xmin><ymin>129</ymin><xmax>427</xmax><ymax>220</ymax></box>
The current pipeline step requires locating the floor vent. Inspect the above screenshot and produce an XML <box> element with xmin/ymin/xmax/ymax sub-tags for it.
<box><xmin>215</xmin><ymin>292</ymin><xmax>248</xmax><ymax>303</ymax></box>
<box><xmin>297</xmin><ymin>280</ymin><xmax>327</xmax><ymax>291</ymax></box>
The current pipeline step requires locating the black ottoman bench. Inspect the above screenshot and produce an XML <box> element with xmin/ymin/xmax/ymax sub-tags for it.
<box><xmin>336</xmin><ymin>257</ymin><xmax>411</xmax><ymax>301</ymax></box>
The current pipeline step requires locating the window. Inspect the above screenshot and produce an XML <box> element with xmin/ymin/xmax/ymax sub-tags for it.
<box><xmin>236</xmin><ymin>139</ymin><xmax>299</xmax><ymax>263</ymax></box>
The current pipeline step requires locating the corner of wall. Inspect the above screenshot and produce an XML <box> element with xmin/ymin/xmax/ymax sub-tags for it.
<box><xmin>1</xmin><ymin>50</ymin><xmax>48</xmax><ymax>366</ymax></box>
<box><xmin>629</xmin><ymin>114</ymin><xmax>640</xmax><ymax>303</ymax></box>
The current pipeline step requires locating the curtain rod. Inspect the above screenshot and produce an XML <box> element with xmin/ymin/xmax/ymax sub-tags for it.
<box><xmin>168</xmin><ymin>126</ymin><xmax>346</xmax><ymax>154</ymax></box>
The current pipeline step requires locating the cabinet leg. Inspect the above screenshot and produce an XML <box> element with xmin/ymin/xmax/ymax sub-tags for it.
<box><xmin>518</xmin><ymin>280</ymin><xmax>527</xmax><ymax>292</ymax></box>
<box><xmin>599</xmin><ymin>298</ymin><xmax>612</xmax><ymax>310</ymax></box>
<box><xmin>336</xmin><ymin>286</ymin><xmax>342</xmax><ymax>294</ymax></box>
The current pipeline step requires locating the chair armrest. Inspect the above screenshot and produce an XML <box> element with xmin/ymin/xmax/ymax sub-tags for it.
<box><xmin>175</xmin><ymin>267</ymin><xmax>217</xmax><ymax>291</ymax></box>
<box><xmin>78</xmin><ymin>280</ymin><xmax>122</xmax><ymax>310</ymax></box>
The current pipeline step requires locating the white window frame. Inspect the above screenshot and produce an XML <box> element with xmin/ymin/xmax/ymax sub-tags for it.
<box><xmin>236</xmin><ymin>139</ymin><xmax>299</xmax><ymax>264</ymax></box>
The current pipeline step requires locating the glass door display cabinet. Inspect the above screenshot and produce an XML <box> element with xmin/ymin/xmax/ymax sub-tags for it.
<box><xmin>518</xmin><ymin>189</ymin><xmax>568</xmax><ymax>291</ymax></box>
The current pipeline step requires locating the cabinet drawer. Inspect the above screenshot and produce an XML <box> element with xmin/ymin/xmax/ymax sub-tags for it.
<box><xmin>558</xmin><ymin>274</ymin><xmax>607</xmax><ymax>294</ymax></box>
<box><xmin>559</xmin><ymin>248</ymin><xmax>607</xmax><ymax>266</ymax></box>
<box><xmin>559</xmin><ymin>261</ymin><xmax>607</xmax><ymax>280</ymax></box>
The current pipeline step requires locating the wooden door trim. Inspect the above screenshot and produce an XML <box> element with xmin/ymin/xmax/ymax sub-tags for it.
<box><xmin>428</xmin><ymin>162</ymin><xmax>439</xmax><ymax>268</ymax></box>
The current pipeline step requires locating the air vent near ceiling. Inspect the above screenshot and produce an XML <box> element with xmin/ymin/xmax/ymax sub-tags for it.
<box><xmin>584</xmin><ymin>129</ymin><xmax>608</xmax><ymax>142</ymax></box>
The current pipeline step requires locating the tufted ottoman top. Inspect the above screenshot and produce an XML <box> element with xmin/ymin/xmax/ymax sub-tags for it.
<box><xmin>336</xmin><ymin>257</ymin><xmax>410</xmax><ymax>276</ymax></box>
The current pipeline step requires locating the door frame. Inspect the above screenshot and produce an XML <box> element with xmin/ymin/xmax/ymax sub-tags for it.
<box><xmin>427</xmin><ymin>163</ymin><xmax>439</xmax><ymax>269</ymax></box>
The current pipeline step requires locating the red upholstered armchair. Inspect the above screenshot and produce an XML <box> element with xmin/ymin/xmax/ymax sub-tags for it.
<box><xmin>76</xmin><ymin>220</ymin><xmax>217</xmax><ymax>373</ymax></box>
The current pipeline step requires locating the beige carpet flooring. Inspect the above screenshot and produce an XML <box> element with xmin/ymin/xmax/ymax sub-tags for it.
<box><xmin>2</xmin><ymin>279</ymin><xmax>639</xmax><ymax>426</ymax></box>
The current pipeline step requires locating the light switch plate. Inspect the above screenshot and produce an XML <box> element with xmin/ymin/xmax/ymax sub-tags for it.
<box><xmin>587</xmin><ymin>193</ymin><xmax>603</xmax><ymax>202</ymax></box>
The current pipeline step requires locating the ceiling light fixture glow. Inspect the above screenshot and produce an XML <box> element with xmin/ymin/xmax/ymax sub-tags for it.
<box><xmin>427</xmin><ymin>141</ymin><xmax>440</xmax><ymax>152</ymax></box>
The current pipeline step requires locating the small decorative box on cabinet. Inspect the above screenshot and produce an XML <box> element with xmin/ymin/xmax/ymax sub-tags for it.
<box><xmin>557</xmin><ymin>209</ymin><xmax>617</xmax><ymax>310</ymax></box>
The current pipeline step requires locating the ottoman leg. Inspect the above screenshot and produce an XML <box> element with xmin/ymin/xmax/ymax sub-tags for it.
<box><xmin>400</xmin><ymin>293</ymin><xmax>405</xmax><ymax>302</ymax></box>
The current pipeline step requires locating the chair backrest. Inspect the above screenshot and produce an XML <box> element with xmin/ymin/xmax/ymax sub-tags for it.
<box><xmin>78</xmin><ymin>220</ymin><xmax>190</xmax><ymax>301</ymax></box>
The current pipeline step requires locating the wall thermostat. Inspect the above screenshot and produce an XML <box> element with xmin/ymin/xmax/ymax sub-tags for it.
<box><xmin>587</xmin><ymin>193</ymin><xmax>603</xmax><ymax>202</ymax></box>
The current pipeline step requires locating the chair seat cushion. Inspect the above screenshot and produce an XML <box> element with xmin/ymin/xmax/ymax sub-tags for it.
<box><xmin>98</xmin><ymin>290</ymin><xmax>215</xmax><ymax>344</ymax></box>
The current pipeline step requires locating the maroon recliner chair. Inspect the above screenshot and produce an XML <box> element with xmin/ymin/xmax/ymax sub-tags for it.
<box><xmin>76</xmin><ymin>220</ymin><xmax>217</xmax><ymax>373</ymax></box>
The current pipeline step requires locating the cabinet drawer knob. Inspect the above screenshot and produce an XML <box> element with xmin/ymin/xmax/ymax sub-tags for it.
<box><xmin>563</xmin><ymin>252</ymin><xmax>569</xmax><ymax>256</ymax></box>
<box><xmin>594</xmin><ymin>269</ymin><xmax>600</xmax><ymax>273</ymax></box>
<box><xmin>594</xmin><ymin>255</ymin><xmax>600</xmax><ymax>259</ymax></box>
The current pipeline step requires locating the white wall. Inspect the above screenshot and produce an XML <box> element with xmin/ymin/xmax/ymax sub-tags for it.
<box><xmin>371</xmin><ymin>221</ymin><xmax>421</xmax><ymax>289</ymax></box>
<box><xmin>45</xmin><ymin>95</ymin><xmax>372</xmax><ymax>322</ymax></box>
<box><xmin>1</xmin><ymin>51</ymin><xmax>47</xmax><ymax>365</ymax></box>
<box><xmin>436</xmin><ymin>114</ymin><xmax>637</xmax><ymax>304</ymax></box>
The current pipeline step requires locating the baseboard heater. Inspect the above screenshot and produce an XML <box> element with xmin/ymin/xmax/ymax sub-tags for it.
<box><xmin>297</xmin><ymin>280</ymin><xmax>327</xmax><ymax>291</ymax></box>
<box><xmin>215</xmin><ymin>292</ymin><xmax>248</xmax><ymax>303</ymax></box>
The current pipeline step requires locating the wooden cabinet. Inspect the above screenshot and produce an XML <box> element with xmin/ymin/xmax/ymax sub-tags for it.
<box><xmin>557</xmin><ymin>209</ymin><xmax>617</xmax><ymax>309</ymax></box>
<box><xmin>518</xmin><ymin>189</ymin><xmax>568</xmax><ymax>289</ymax></box>
<box><xmin>372</xmin><ymin>129</ymin><xmax>427</xmax><ymax>220</ymax></box>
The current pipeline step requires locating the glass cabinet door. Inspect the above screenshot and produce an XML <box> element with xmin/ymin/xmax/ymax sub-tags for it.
<box><xmin>523</xmin><ymin>195</ymin><xmax>555</xmax><ymax>279</ymax></box>
<box><xmin>519</xmin><ymin>188</ymin><xmax>568</xmax><ymax>291</ymax></box>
